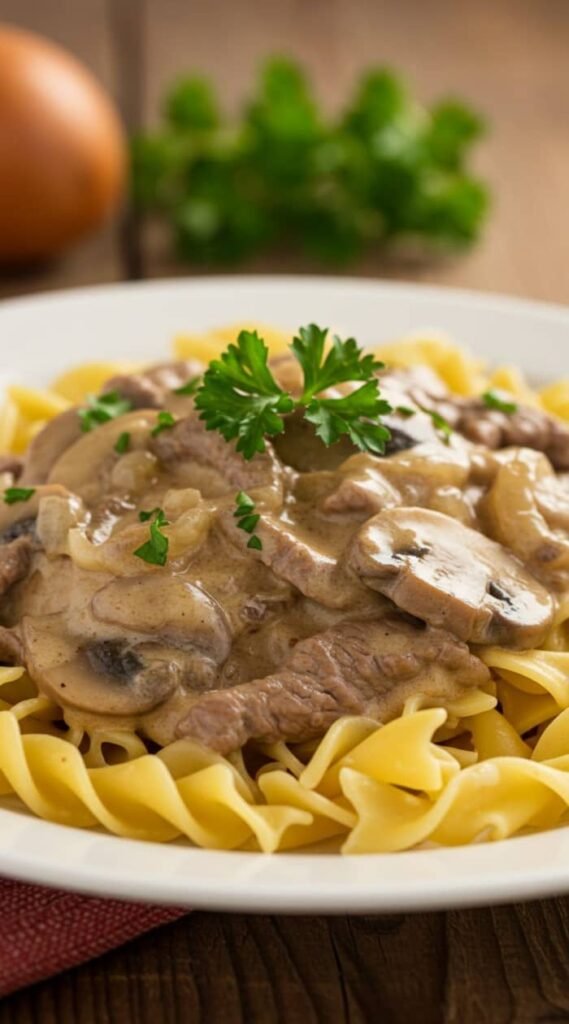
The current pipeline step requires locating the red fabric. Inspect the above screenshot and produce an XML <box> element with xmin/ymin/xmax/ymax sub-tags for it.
<box><xmin>0</xmin><ymin>878</ymin><xmax>186</xmax><ymax>996</ymax></box>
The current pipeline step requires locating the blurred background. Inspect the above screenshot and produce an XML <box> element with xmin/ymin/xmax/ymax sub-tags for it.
<box><xmin>0</xmin><ymin>0</ymin><xmax>568</xmax><ymax>303</ymax></box>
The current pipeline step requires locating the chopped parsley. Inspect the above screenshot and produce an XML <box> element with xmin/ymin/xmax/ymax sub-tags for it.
<box><xmin>174</xmin><ymin>377</ymin><xmax>202</xmax><ymax>396</ymax></box>
<box><xmin>133</xmin><ymin>508</ymin><xmax>170</xmax><ymax>566</ymax></box>
<box><xmin>234</xmin><ymin>491</ymin><xmax>263</xmax><ymax>550</ymax></box>
<box><xmin>151</xmin><ymin>410</ymin><xmax>177</xmax><ymax>436</ymax></box>
<box><xmin>3</xmin><ymin>487</ymin><xmax>35</xmax><ymax>505</ymax></box>
<box><xmin>114</xmin><ymin>431</ymin><xmax>131</xmax><ymax>454</ymax></box>
<box><xmin>482</xmin><ymin>389</ymin><xmax>518</xmax><ymax>414</ymax></box>
<box><xmin>195</xmin><ymin>325</ymin><xmax>392</xmax><ymax>460</ymax></box>
<box><xmin>395</xmin><ymin>405</ymin><xmax>416</xmax><ymax>418</ymax></box>
<box><xmin>419</xmin><ymin>405</ymin><xmax>453</xmax><ymax>444</ymax></box>
<box><xmin>79</xmin><ymin>392</ymin><xmax>133</xmax><ymax>433</ymax></box>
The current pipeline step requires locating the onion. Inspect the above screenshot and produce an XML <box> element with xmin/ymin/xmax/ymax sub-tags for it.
<box><xmin>0</xmin><ymin>25</ymin><xmax>126</xmax><ymax>263</ymax></box>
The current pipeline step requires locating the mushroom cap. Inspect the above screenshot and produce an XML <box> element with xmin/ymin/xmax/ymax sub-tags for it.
<box><xmin>349</xmin><ymin>507</ymin><xmax>554</xmax><ymax>648</ymax></box>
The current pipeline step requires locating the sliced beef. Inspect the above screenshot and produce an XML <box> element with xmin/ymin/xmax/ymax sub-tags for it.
<box><xmin>387</xmin><ymin>367</ymin><xmax>569</xmax><ymax>470</ymax></box>
<box><xmin>104</xmin><ymin>359</ymin><xmax>204</xmax><ymax>410</ymax></box>
<box><xmin>456</xmin><ymin>402</ymin><xmax>569</xmax><ymax>470</ymax></box>
<box><xmin>250</xmin><ymin>515</ymin><xmax>366</xmax><ymax>608</ymax></box>
<box><xmin>150</xmin><ymin>412</ymin><xmax>282</xmax><ymax>495</ymax></box>
<box><xmin>0</xmin><ymin>536</ymin><xmax>33</xmax><ymax>597</ymax></box>
<box><xmin>176</xmin><ymin>615</ymin><xmax>489</xmax><ymax>753</ymax></box>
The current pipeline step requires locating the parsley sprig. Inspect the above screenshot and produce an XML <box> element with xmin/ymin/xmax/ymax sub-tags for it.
<box><xmin>482</xmin><ymin>389</ymin><xmax>518</xmax><ymax>414</ymax></box>
<box><xmin>234</xmin><ymin>491</ymin><xmax>263</xmax><ymax>550</ymax></box>
<box><xmin>3</xmin><ymin>487</ymin><xmax>35</xmax><ymax>505</ymax></box>
<box><xmin>79</xmin><ymin>392</ymin><xmax>133</xmax><ymax>433</ymax></box>
<box><xmin>195</xmin><ymin>325</ymin><xmax>393</xmax><ymax>459</ymax></box>
<box><xmin>134</xmin><ymin>508</ymin><xmax>169</xmax><ymax>566</ymax></box>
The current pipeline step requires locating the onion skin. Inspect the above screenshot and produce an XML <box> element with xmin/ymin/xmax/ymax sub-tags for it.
<box><xmin>0</xmin><ymin>25</ymin><xmax>126</xmax><ymax>263</ymax></box>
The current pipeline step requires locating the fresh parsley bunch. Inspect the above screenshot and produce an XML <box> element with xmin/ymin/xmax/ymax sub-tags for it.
<box><xmin>132</xmin><ymin>58</ymin><xmax>489</xmax><ymax>265</ymax></box>
<box><xmin>194</xmin><ymin>324</ymin><xmax>392</xmax><ymax>459</ymax></box>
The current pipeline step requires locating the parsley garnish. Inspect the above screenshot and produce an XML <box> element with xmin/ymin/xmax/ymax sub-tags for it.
<box><xmin>396</xmin><ymin>405</ymin><xmax>416</xmax><ymax>418</ymax></box>
<box><xmin>174</xmin><ymin>377</ymin><xmax>202</xmax><ymax>396</ymax></box>
<box><xmin>195</xmin><ymin>325</ymin><xmax>392</xmax><ymax>459</ymax></box>
<box><xmin>3</xmin><ymin>487</ymin><xmax>35</xmax><ymax>505</ymax></box>
<box><xmin>234</xmin><ymin>491</ymin><xmax>263</xmax><ymax>550</ymax></box>
<box><xmin>151</xmin><ymin>411</ymin><xmax>177</xmax><ymax>436</ymax></box>
<box><xmin>132</xmin><ymin>59</ymin><xmax>488</xmax><ymax>266</ymax></box>
<box><xmin>482</xmin><ymin>389</ymin><xmax>518</xmax><ymax>415</ymax></box>
<box><xmin>419</xmin><ymin>405</ymin><xmax>453</xmax><ymax>444</ymax></box>
<box><xmin>138</xmin><ymin>507</ymin><xmax>161</xmax><ymax>522</ymax></box>
<box><xmin>114</xmin><ymin>431</ymin><xmax>131</xmax><ymax>454</ymax></box>
<box><xmin>133</xmin><ymin>508</ymin><xmax>169</xmax><ymax>566</ymax></box>
<box><xmin>79</xmin><ymin>392</ymin><xmax>133</xmax><ymax>433</ymax></box>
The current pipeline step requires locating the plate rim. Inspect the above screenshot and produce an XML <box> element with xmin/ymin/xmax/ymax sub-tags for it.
<box><xmin>0</xmin><ymin>273</ymin><xmax>568</xmax><ymax>914</ymax></box>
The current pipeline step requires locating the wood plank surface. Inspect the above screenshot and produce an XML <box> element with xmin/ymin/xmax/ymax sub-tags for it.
<box><xmin>1</xmin><ymin>1</ymin><xmax>569</xmax><ymax>1021</ymax></box>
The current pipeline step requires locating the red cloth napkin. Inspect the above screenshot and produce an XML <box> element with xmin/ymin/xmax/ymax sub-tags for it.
<box><xmin>0</xmin><ymin>878</ymin><xmax>186</xmax><ymax>996</ymax></box>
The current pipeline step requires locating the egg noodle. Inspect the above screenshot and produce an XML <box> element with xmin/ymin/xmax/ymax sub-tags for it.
<box><xmin>0</xmin><ymin>326</ymin><xmax>568</xmax><ymax>853</ymax></box>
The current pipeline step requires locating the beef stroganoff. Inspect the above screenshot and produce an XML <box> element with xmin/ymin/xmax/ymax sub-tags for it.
<box><xmin>0</xmin><ymin>323</ymin><xmax>568</xmax><ymax>853</ymax></box>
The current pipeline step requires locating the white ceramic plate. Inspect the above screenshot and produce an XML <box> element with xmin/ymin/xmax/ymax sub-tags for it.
<box><xmin>0</xmin><ymin>275</ymin><xmax>568</xmax><ymax>914</ymax></box>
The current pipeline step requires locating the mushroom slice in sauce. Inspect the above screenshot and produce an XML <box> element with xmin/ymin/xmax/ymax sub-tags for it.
<box><xmin>349</xmin><ymin>507</ymin><xmax>554</xmax><ymax>648</ymax></box>
<box><xmin>48</xmin><ymin>411</ymin><xmax>159</xmax><ymax>505</ymax></box>
<box><xmin>21</xmin><ymin>616</ymin><xmax>179</xmax><ymax>716</ymax></box>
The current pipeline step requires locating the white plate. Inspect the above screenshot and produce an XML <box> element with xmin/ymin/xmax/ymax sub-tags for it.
<box><xmin>0</xmin><ymin>275</ymin><xmax>568</xmax><ymax>914</ymax></box>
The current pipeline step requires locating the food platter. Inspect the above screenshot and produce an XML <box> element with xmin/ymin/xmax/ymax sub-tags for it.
<box><xmin>0</xmin><ymin>275</ymin><xmax>568</xmax><ymax>913</ymax></box>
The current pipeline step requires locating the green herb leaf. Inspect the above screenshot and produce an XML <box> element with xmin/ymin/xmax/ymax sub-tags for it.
<box><xmin>234</xmin><ymin>490</ymin><xmax>255</xmax><ymax>516</ymax></box>
<box><xmin>114</xmin><ymin>431</ymin><xmax>131</xmax><ymax>454</ymax></box>
<box><xmin>196</xmin><ymin>325</ymin><xmax>392</xmax><ymax>460</ymax></box>
<box><xmin>79</xmin><ymin>392</ymin><xmax>133</xmax><ymax>433</ymax></box>
<box><xmin>481</xmin><ymin>389</ymin><xmax>518</xmax><ymax>415</ymax></box>
<box><xmin>3</xmin><ymin>487</ymin><xmax>36</xmax><ymax>505</ymax></box>
<box><xmin>174</xmin><ymin>377</ymin><xmax>202</xmax><ymax>396</ymax></box>
<box><xmin>138</xmin><ymin>507</ymin><xmax>161</xmax><ymax>523</ymax></box>
<box><xmin>195</xmin><ymin>330</ymin><xmax>294</xmax><ymax>458</ymax></box>
<box><xmin>304</xmin><ymin>380</ymin><xmax>392</xmax><ymax>454</ymax></box>
<box><xmin>419</xmin><ymin>405</ymin><xmax>453</xmax><ymax>444</ymax></box>
<box><xmin>291</xmin><ymin>325</ymin><xmax>383</xmax><ymax>403</ymax></box>
<box><xmin>396</xmin><ymin>405</ymin><xmax>416</xmax><ymax>418</ymax></box>
<box><xmin>133</xmin><ymin>508</ymin><xmax>170</xmax><ymax>566</ymax></box>
<box><xmin>132</xmin><ymin>57</ymin><xmax>489</xmax><ymax>266</ymax></box>
<box><xmin>151</xmin><ymin>411</ymin><xmax>177</xmax><ymax>436</ymax></box>
<box><xmin>233</xmin><ymin>492</ymin><xmax>263</xmax><ymax>550</ymax></box>
<box><xmin>236</xmin><ymin>513</ymin><xmax>261</xmax><ymax>534</ymax></box>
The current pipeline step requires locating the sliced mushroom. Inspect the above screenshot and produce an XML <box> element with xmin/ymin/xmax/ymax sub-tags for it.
<box><xmin>90</xmin><ymin>574</ymin><xmax>232</xmax><ymax>664</ymax></box>
<box><xmin>349</xmin><ymin>507</ymin><xmax>554</xmax><ymax>648</ymax></box>
<box><xmin>47</xmin><ymin>410</ymin><xmax>159</xmax><ymax>506</ymax></box>
<box><xmin>481</xmin><ymin>449</ymin><xmax>569</xmax><ymax>578</ymax></box>
<box><xmin>21</xmin><ymin>616</ymin><xmax>178</xmax><ymax>716</ymax></box>
<box><xmin>20</xmin><ymin>408</ymin><xmax>83</xmax><ymax>485</ymax></box>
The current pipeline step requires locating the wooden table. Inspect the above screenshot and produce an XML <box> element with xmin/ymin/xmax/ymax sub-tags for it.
<box><xmin>0</xmin><ymin>1</ymin><xmax>569</xmax><ymax>1020</ymax></box>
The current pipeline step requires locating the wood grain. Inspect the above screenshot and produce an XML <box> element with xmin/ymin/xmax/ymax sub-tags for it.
<box><xmin>1</xmin><ymin>1</ymin><xmax>569</xmax><ymax>1021</ymax></box>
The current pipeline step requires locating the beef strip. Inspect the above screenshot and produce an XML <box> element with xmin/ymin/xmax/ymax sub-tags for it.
<box><xmin>0</xmin><ymin>536</ymin><xmax>33</xmax><ymax>597</ymax></box>
<box><xmin>104</xmin><ymin>359</ymin><xmax>203</xmax><ymax>410</ymax></box>
<box><xmin>387</xmin><ymin>366</ymin><xmax>569</xmax><ymax>470</ymax></box>
<box><xmin>150</xmin><ymin>412</ymin><xmax>282</xmax><ymax>495</ymax></box>
<box><xmin>176</xmin><ymin>615</ymin><xmax>489</xmax><ymax>753</ymax></box>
